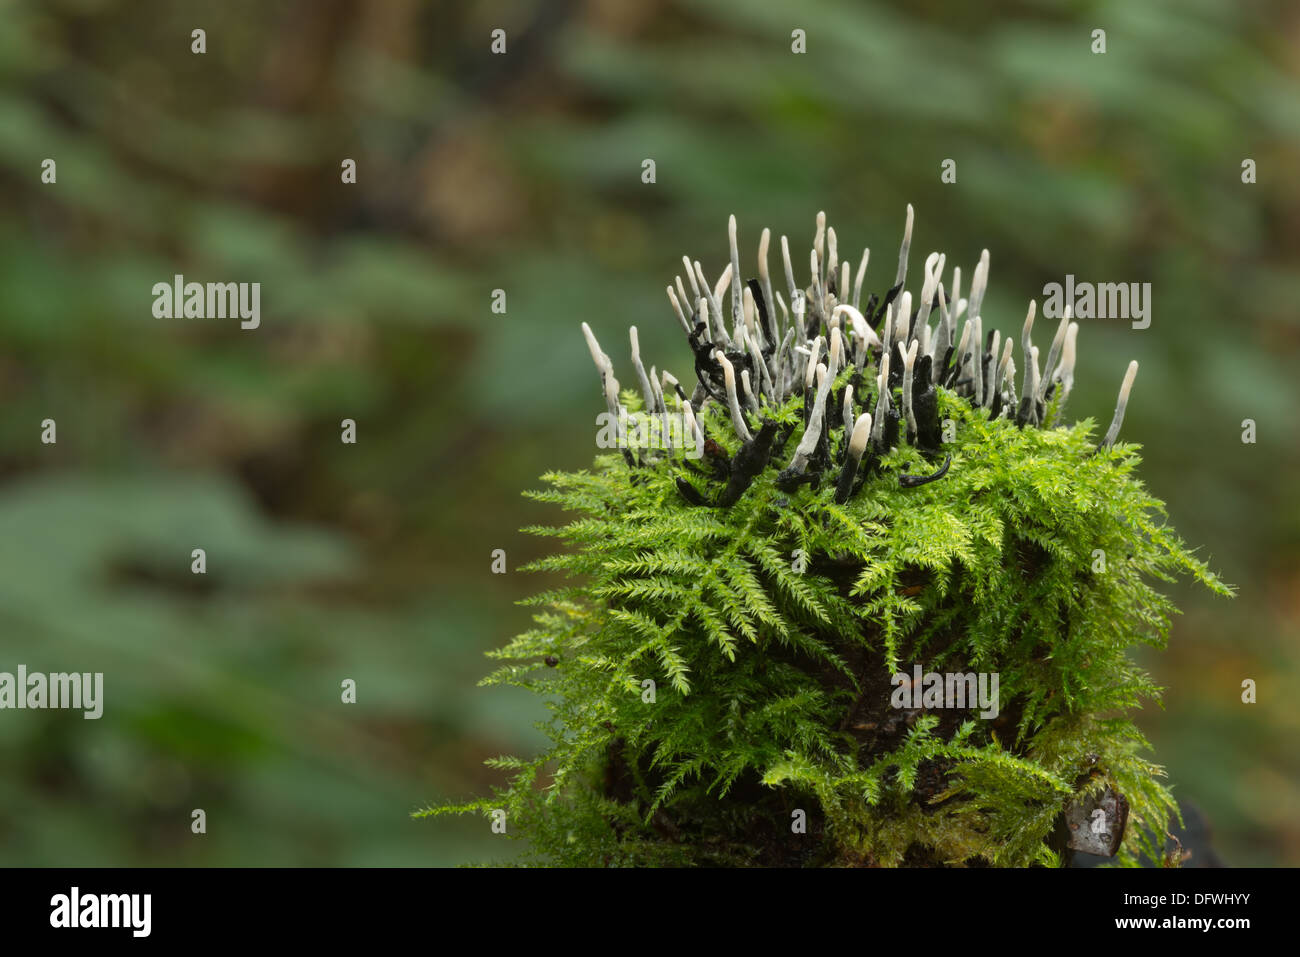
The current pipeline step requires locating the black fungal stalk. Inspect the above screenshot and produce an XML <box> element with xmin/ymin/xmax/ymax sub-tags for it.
<box><xmin>900</xmin><ymin>454</ymin><xmax>952</xmax><ymax>488</ymax></box>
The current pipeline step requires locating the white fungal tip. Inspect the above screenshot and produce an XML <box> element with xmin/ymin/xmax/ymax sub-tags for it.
<box><xmin>833</xmin><ymin>303</ymin><xmax>876</xmax><ymax>347</ymax></box>
<box><xmin>682</xmin><ymin>256</ymin><xmax>699</xmax><ymax>292</ymax></box>
<box><xmin>849</xmin><ymin>413</ymin><xmax>873</xmax><ymax>458</ymax></box>
<box><xmin>805</xmin><ymin>335</ymin><xmax>823</xmax><ymax>388</ymax></box>
<box><xmin>714</xmin><ymin>262</ymin><xmax>732</xmax><ymax>300</ymax></box>
<box><xmin>582</xmin><ymin>322</ymin><xmax>609</xmax><ymax>371</ymax></box>
<box><xmin>1060</xmin><ymin>322</ymin><xmax>1079</xmax><ymax>373</ymax></box>
<box><xmin>716</xmin><ymin>349</ymin><xmax>735</xmax><ymax>386</ymax></box>
<box><xmin>897</xmin><ymin>292</ymin><xmax>912</xmax><ymax>340</ymax></box>
<box><xmin>955</xmin><ymin>320</ymin><xmax>971</xmax><ymax>356</ymax></box>
<box><xmin>1102</xmin><ymin>359</ymin><xmax>1140</xmax><ymax>448</ymax></box>
<box><xmin>1120</xmin><ymin>359</ymin><xmax>1139</xmax><ymax>400</ymax></box>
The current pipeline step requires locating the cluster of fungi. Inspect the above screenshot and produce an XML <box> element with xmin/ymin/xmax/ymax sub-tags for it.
<box><xmin>580</xmin><ymin>206</ymin><xmax>1139</xmax><ymax>508</ymax></box>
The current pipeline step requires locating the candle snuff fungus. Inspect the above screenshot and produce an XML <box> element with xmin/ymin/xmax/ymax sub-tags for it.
<box><xmin>423</xmin><ymin>207</ymin><xmax>1232</xmax><ymax>868</ymax></box>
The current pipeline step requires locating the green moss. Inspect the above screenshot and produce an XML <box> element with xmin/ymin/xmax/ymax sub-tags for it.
<box><xmin>421</xmin><ymin>378</ymin><xmax>1229</xmax><ymax>866</ymax></box>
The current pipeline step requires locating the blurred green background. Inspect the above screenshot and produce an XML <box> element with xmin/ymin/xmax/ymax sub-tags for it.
<box><xmin>0</xmin><ymin>0</ymin><xmax>1296</xmax><ymax>866</ymax></box>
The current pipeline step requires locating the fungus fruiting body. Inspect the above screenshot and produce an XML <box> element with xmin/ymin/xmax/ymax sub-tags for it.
<box><xmin>425</xmin><ymin>208</ymin><xmax>1231</xmax><ymax>868</ymax></box>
